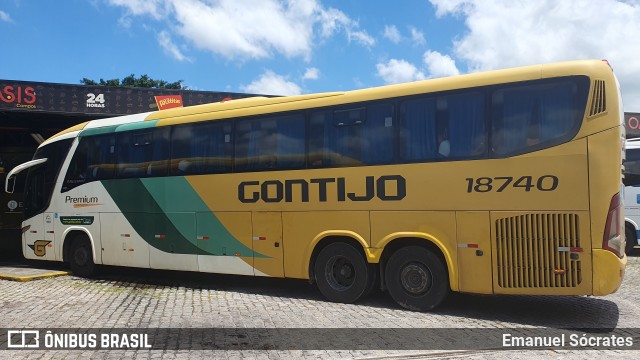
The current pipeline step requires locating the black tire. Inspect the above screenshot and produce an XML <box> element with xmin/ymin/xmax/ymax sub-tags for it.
<box><xmin>626</xmin><ymin>225</ymin><xmax>637</xmax><ymax>255</ymax></box>
<box><xmin>385</xmin><ymin>246</ymin><xmax>449</xmax><ymax>311</ymax></box>
<box><xmin>314</xmin><ymin>242</ymin><xmax>375</xmax><ymax>303</ymax></box>
<box><xmin>68</xmin><ymin>237</ymin><xmax>95</xmax><ymax>277</ymax></box>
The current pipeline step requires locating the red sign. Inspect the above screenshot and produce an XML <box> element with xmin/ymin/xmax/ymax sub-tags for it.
<box><xmin>154</xmin><ymin>95</ymin><xmax>183</xmax><ymax>110</ymax></box>
<box><xmin>626</xmin><ymin>112</ymin><xmax>640</xmax><ymax>138</ymax></box>
<box><xmin>0</xmin><ymin>85</ymin><xmax>37</xmax><ymax>109</ymax></box>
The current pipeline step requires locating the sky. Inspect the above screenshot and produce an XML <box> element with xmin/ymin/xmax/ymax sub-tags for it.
<box><xmin>1</xmin><ymin>0</ymin><xmax>640</xmax><ymax>111</ymax></box>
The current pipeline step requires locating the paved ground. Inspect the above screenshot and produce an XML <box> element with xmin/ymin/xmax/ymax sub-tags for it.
<box><xmin>0</xmin><ymin>251</ymin><xmax>639</xmax><ymax>359</ymax></box>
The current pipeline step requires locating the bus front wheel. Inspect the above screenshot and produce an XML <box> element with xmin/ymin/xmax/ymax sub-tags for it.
<box><xmin>68</xmin><ymin>237</ymin><xmax>95</xmax><ymax>277</ymax></box>
<box><xmin>385</xmin><ymin>246</ymin><xmax>449</xmax><ymax>311</ymax></box>
<box><xmin>314</xmin><ymin>242</ymin><xmax>375</xmax><ymax>303</ymax></box>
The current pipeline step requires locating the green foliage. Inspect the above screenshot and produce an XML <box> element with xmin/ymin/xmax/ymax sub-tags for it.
<box><xmin>80</xmin><ymin>74</ymin><xmax>185</xmax><ymax>89</ymax></box>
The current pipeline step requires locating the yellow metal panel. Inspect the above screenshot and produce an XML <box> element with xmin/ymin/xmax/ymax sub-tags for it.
<box><xmin>212</xmin><ymin>211</ymin><xmax>254</xmax><ymax>256</ymax></box>
<box><xmin>282</xmin><ymin>211</ymin><xmax>370</xmax><ymax>279</ymax></box>
<box><xmin>592</xmin><ymin>249</ymin><xmax>625</xmax><ymax>295</ymax></box>
<box><xmin>588</xmin><ymin>127</ymin><xmax>624</xmax><ymax>250</ymax></box>
<box><xmin>456</xmin><ymin>212</ymin><xmax>492</xmax><ymax>294</ymax></box>
<box><xmin>251</xmin><ymin>212</ymin><xmax>284</xmax><ymax>277</ymax></box>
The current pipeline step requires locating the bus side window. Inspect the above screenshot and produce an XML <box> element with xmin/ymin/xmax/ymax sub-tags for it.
<box><xmin>235</xmin><ymin>114</ymin><xmax>305</xmax><ymax>172</ymax></box>
<box><xmin>491</xmin><ymin>79</ymin><xmax>584</xmax><ymax>157</ymax></box>
<box><xmin>117</xmin><ymin>128</ymin><xmax>170</xmax><ymax>178</ymax></box>
<box><xmin>624</xmin><ymin>147</ymin><xmax>640</xmax><ymax>186</ymax></box>
<box><xmin>445</xmin><ymin>92</ymin><xmax>486</xmax><ymax>158</ymax></box>
<box><xmin>309</xmin><ymin>103</ymin><xmax>394</xmax><ymax>168</ymax></box>
<box><xmin>399</xmin><ymin>97</ymin><xmax>438</xmax><ymax>162</ymax></box>
<box><xmin>171</xmin><ymin>121</ymin><xmax>232</xmax><ymax>175</ymax></box>
<box><xmin>62</xmin><ymin>135</ymin><xmax>115</xmax><ymax>192</ymax></box>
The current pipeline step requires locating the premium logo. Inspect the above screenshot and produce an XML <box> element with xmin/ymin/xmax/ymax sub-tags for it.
<box><xmin>0</xmin><ymin>85</ymin><xmax>37</xmax><ymax>109</ymax></box>
<box><xmin>28</xmin><ymin>240</ymin><xmax>51</xmax><ymax>257</ymax></box>
<box><xmin>64</xmin><ymin>195</ymin><xmax>101</xmax><ymax>208</ymax></box>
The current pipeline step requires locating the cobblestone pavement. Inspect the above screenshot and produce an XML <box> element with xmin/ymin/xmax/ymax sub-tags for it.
<box><xmin>0</xmin><ymin>252</ymin><xmax>639</xmax><ymax>359</ymax></box>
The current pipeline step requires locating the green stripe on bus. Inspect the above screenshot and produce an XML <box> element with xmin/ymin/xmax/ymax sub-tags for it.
<box><xmin>102</xmin><ymin>178</ymin><xmax>206</xmax><ymax>255</ymax></box>
<box><xmin>115</xmin><ymin>120</ymin><xmax>159</xmax><ymax>132</ymax></box>
<box><xmin>79</xmin><ymin>125</ymin><xmax>120</xmax><ymax>137</ymax></box>
<box><xmin>140</xmin><ymin>177</ymin><xmax>261</xmax><ymax>258</ymax></box>
<box><xmin>102</xmin><ymin>178</ymin><xmax>263</xmax><ymax>258</ymax></box>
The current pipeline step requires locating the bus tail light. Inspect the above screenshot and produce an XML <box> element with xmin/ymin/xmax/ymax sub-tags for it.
<box><xmin>603</xmin><ymin>192</ymin><xmax>625</xmax><ymax>258</ymax></box>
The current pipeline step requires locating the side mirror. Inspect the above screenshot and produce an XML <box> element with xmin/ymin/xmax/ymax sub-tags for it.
<box><xmin>4</xmin><ymin>158</ymin><xmax>48</xmax><ymax>194</ymax></box>
<box><xmin>5</xmin><ymin>176</ymin><xmax>15</xmax><ymax>194</ymax></box>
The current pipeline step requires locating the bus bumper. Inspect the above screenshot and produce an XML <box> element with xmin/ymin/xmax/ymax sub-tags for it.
<box><xmin>592</xmin><ymin>249</ymin><xmax>626</xmax><ymax>295</ymax></box>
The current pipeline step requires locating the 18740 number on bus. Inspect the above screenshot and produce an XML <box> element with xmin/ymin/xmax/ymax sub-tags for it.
<box><xmin>465</xmin><ymin>175</ymin><xmax>558</xmax><ymax>193</ymax></box>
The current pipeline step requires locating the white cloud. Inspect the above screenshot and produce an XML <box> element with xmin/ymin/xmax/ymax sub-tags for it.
<box><xmin>303</xmin><ymin>67</ymin><xmax>320</xmax><ymax>80</ymax></box>
<box><xmin>383</xmin><ymin>25</ymin><xmax>402</xmax><ymax>43</ymax></box>
<box><xmin>410</xmin><ymin>27</ymin><xmax>426</xmax><ymax>46</ymax></box>
<box><xmin>0</xmin><ymin>10</ymin><xmax>12</xmax><ymax>23</ymax></box>
<box><xmin>107</xmin><ymin>0</ymin><xmax>374</xmax><ymax>61</ymax></box>
<box><xmin>107</xmin><ymin>0</ymin><xmax>168</xmax><ymax>20</ymax></box>
<box><xmin>348</xmin><ymin>30</ymin><xmax>375</xmax><ymax>47</ymax></box>
<box><xmin>242</xmin><ymin>70</ymin><xmax>302</xmax><ymax>96</ymax></box>
<box><xmin>376</xmin><ymin>59</ymin><xmax>426</xmax><ymax>84</ymax></box>
<box><xmin>423</xmin><ymin>50</ymin><xmax>460</xmax><ymax>78</ymax></box>
<box><xmin>429</xmin><ymin>0</ymin><xmax>640</xmax><ymax>110</ymax></box>
<box><xmin>157</xmin><ymin>31</ymin><xmax>192</xmax><ymax>62</ymax></box>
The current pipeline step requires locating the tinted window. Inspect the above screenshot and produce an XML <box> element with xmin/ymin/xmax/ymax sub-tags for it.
<box><xmin>24</xmin><ymin>139</ymin><xmax>73</xmax><ymax>217</ymax></box>
<box><xmin>62</xmin><ymin>134</ymin><xmax>116</xmax><ymax>192</ymax></box>
<box><xmin>491</xmin><ymin>78</ymin><xmax>588</xmax><ymax>157</ymax></box>
<box><xmin>625</xmin><ymin>147</ymin><xmax>640</xmax><ymax>186</ymax></box>
<box><xmin>171</xmin><ymin>121</ymin><xmax>232</xmax><ymax>175</ymax></box>
<box><xmin>235</xmin><ymin>114</ymin><xmax>305</xmax><ymax>171</ymax></box>
<box><xmin>446</xmin><ymin>92</ymin><xmax>486</xmax><ymax>158</ymax></box>
<box><xmin>399</xmin><ymin>97</ymin><xmax>437</xmax><ymax>161</ymax></box>
<box><xmin>117</xmin><ymin>128</ymin><xmax>170</xmax><ymax>178</ymax></box>
<box><xmin>309</xmin><ymin>103</ymin><xmax>395</xmax><ymax>167</ymax></box>
<box><xmin>400</xmin><ymin>92</ymin><xmax>485</xmax><ymax>162</ymax></box>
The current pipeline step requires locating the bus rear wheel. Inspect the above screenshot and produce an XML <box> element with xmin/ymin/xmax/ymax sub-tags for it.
<box><xmin>68</xmin><ymin>236</ymin><xmax>95</xmax><ymax>277</ymax></box>
<box><xmin>314</xmin><ymin>242</ymin><xmax>375</xmax><ymax>303</ymax></box>
<box><xmin>385</xmin><ymin>246</ymin><xmax>449</xmax><ymax>311</ymax></box>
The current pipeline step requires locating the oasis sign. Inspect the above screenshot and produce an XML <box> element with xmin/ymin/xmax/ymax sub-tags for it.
<box><xmin>0</xmin><ymin>85</ymin><xmax>37</xmax><ymax>109</ymax></box>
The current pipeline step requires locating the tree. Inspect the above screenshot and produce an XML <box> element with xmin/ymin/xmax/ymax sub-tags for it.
<box><xmin>80</xmin><ymin>74</ymin><xmax>186</xmax><ymax>89</ymax></box>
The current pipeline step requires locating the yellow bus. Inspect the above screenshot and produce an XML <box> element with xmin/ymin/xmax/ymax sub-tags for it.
<box><xmin>5</xmin><ymin>60</ymin><xmax>626</xmax><ymax>311</ymax></box>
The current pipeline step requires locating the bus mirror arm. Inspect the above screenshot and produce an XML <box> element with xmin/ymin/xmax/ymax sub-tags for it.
<box><xmin>5</xmin><ymin>177</ymin><xmax>15</xmax><ymax>194</ymax></box>
<box><xmin>4</xmin><ymin>158</ymin><xmax>48</xmax><ymax>194</ymax></box>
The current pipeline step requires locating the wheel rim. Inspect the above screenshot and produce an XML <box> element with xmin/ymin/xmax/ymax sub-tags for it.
<box><xmin>73</xmin><ymin>247</ymin><xmax>88</xmax><ymax>267</ymax></box>
<box><xmin>325</xmin><ymin>255</ymin><xmax>355</xmax><ymax>291</ymax></box>
<box><xmin>400</xmin><ymin>262</ymin><xmax>432</xmax><ymax>295</ymax></box>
